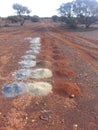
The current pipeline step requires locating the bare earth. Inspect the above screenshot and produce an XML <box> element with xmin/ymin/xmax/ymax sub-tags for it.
<box><xmin>0</xmin><ymin>21</ymin><xmax>98</xmax><ymax>130</ymax></box>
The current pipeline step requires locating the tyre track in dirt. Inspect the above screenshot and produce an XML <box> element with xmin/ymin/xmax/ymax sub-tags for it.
<box><xmin>45</xmin><ymin>22</ymin><xmax>98</xmax><ymax>72</ymax></box>
<box><xmin>38</xmin><ymin>22</ymin><xmax>98</xmax><ymax>130</ymax></box>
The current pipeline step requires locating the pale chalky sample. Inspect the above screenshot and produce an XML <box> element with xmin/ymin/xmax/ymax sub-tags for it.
<box><xmin>26</xmin><ymin>49</ymin><xmax>39</xmax><ymax>54</ymax></box>
<box><xmin>2</xmin><ymin>82</ymin><xmax>28</xmax><ymax>98</ymax></box>
<box><xmin>21</xmin><ymin>55</ymin><xmax>36</xmax><ymax>60</ymax></box>
<box><xmin>27</xmin><ymin>82</ymin><xmax>52</xmax><ymax>96</ymax></box>
<box><xmin>2</xmin><ymin>37</ymin><xmax>53</xmax><ymax>98</ymax></box>
<box><xmin>30</xmin><ymin>68</ymin><xmax>52</xmax><ymax>79</ymax></box>
<box><xmin>30</xmin><ymin>46</ymin><xmax>40</xmax><ymax>51</ymax></box>
<box><xmin>13</xmin><ymin>69</ymin><xmax>31</xmax><ymax>80</ymax></box>
<box><xmin>30</xmin><ymin>37</ymin><xmax>41</xmax><ymax>44</ymax></box>
<box><xmin>19</xmin><ymin>60</ymin><xmax>36</xmax><ymax>68</ymax></box>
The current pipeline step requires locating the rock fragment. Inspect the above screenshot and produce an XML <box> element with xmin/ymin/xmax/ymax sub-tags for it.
<box><xmin>39</xmin><ymin>113</ymin><xmax>49</xmax><ymax>121</ymax></box>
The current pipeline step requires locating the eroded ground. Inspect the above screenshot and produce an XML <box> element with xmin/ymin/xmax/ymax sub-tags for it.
<box><xmin>0</xmin><ymin>22</ymin><xmax>98</xmax><ymax>130</ymax></box>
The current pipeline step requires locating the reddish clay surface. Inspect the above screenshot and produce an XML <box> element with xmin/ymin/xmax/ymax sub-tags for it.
<box><xmin>0</xmin><ymin>21</ymin><xmax>98</xmax><ymax>130</ymax></box>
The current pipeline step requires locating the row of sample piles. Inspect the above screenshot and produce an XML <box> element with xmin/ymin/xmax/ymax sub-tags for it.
<box><xmin>2</xmin><ymin>37</ymin><xmax>53</xmax><ymax>98</ymax></box>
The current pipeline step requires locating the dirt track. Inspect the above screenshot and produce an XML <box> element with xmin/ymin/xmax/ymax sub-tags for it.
<box><xmin>0</xmin><ymin>21</ymin><xmax>98</xmax><ymax>130</ymax></box>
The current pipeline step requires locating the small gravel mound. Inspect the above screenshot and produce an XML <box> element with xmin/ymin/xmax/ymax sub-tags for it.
<box><xmin>13</xmin><ymin>69</ymin><xmax>31</xmax><ymax>80</ymax></box>
<box><xmin>26</xmin><ymin>49</ymin><xmax>39</xmax><ymax>54</ymax></box>
<box><xmin>30</xmin><ymin>37</ymin><xmax>41</xmax><ymax>44</ymax></box>
<box><xmin>19</xmin><ymin>60</ymin><xmax>36</xmax><ymax>68</ymax></box>
<box><xmin>21</xmin><ymin>55</ymin><xmax>36</xmax><ymax>60</ymax></box>
<box><xmin>30</xmin><ymin>68</ymin><xmax>52</xmax><ymax>79</ymax></box>
<box><xmin>30</xmin><ymin>46</ymin><xmax>40</xmax><ymax>50</ymax></box>
<box><xmin>27</xmin><ymin>82</ymin><xmax>52</xmax><ymax>96</ymax></box>
<box><xmin>30</xmin><ymin>44</ymin><xmax>41</xmax><ymax>48</ymax></box>
<box><xmin>2</xmin><ymin>82</ymin><xmax>27</xmax><ymax>98</ymax></box>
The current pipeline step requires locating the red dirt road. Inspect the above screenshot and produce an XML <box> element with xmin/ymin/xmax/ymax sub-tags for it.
<box><xmin>0</xmin><ymin>22</ymin><xmax>98</xmax><ymax>130</ymax></box>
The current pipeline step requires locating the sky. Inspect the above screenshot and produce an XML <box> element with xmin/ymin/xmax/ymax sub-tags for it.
<box><xmin>0</xmin><ymin>0</ymin><xmax>73</xmax><ymax>17</ymax></box>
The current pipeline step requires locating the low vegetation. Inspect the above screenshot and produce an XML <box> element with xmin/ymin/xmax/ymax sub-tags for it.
<box><xmin>12</xmin><ymin>3</ymin><xmax>31</xmax><ymax>26</ymax></box>
<box><xmin>58</xmin><ymin>0</ymin><xmax>98</xmax><ymax>28</ymax></box>
<box><xmin>52</xmin><ymin>15</ymin><xmax>59</xmax><ymax>22</ymax></box>
<box><xmin>31</xmin><ymin>15</ymin><xmax>40</xmax><ymax>22</ymax></box>
<box><xmin>0</xmin><ymin>1</ymin><xmax>98</xmax><ymax>29</ymax></box>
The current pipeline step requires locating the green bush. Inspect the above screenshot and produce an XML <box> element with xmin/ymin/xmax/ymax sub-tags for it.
<box><xmin>7</xmin><ymin>16</ymin><xmax>22</xmax><ymax>23</ymax></box>
<box><xmin>31</xmin><ymin>15</ymin><xmax>40</xmax><ymax>22</ymax></box>
<box><xmin>65</xmin><ymin>17</ymin><xmax>77</xmax><ymax>28</ymax></box>
<box><xmin>52</xmin><ymin>15</ymin><xmax>59</xmax><ymax>22</ymax></box>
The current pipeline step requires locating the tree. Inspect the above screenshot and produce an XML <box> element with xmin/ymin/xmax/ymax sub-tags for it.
<box><xmin>58</xmin><ymin>0</ymin><xmax>98</xmax><ymax>28</ymax></box>
<box><xmin>73</xmin><ymin>0</ymin><xmax>98</xmax><ymax>28</ymax></box>
<box><xmin>13</xmin><ymin>3</ymin><xmax>31</xmax><ymax>25</ymax></box>
<box><xmin>13</xmin><ymin>3</ymin><xmax>31</xmax><ymax>16</ymax></box>
<box><xmin>58</xmin><ymin>2</ymin><xmax>77</xmax><ymax>28</ymax></box>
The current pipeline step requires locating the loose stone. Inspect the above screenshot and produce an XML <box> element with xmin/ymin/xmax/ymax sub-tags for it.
<box><xmin>39</xmin><ymin>113</ymin><xmax>49</xmax><ymax>121</ymax></box>
<box><xmin>70</xmin><ymin>94</ymin><xmax>75</xmax><ymax>98</ymax></box>
<box><xmin>26</xmin><ymin>50</ymin><xmax>39</xmax><ymax>54</ymax></box>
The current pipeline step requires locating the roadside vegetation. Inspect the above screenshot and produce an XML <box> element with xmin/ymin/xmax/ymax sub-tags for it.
<box><xmin>31</xmin><ymin>15</ymin><xmax>40</xmax><ymax>22</ymax></box>
<box><xmin>0</xmin><ymin>0</ymin><xmax>98</xmax><ymax>30</ymax></box>
<box><xmin>57</xmin><ymin>0</ymin><xmax>98</xmax><ymax>29</ymax></box>
<box><xmin>3</xmin><ymin>3</ymin><xmax>40</xmax><ymax>27</ymax></box>
<box><xmin>8</xmin><ymin>3</ymin><xmax>31</xmax><ymax>26</ymax></box>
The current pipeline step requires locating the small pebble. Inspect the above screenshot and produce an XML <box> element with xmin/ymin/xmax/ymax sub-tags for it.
<box><xmin>40</xmin><ymin>113</ymin><xmax>49</xmax><ymax>121</ymax></box>
<box><xmin>70</xmin><ymin>94</ymin><xmax>75</xmax><ymax>98</ymax></box>
<box><xmin>31</xmin><ymin>119</ymin><xmax>35</xmax><ymax>122</ymax></box>
<box><xmin>74</xmin><ymin>124</ymin><xmax>78</xmax><ymax>127</ymax></box>
<box><xmin>73</xmin><ymin>124</ymin><xmax>78</xmax><ymax>130</ymax></box>
<box><xmin>26</xmin><ymin>116</ymin><xmax>28</xmax><ymax>120</ymax></box>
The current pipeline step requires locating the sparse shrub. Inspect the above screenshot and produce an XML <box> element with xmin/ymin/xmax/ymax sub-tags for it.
<box><xmin>52</xmin><ymin>15</ymin><xmax>59</xmax><ymax>22</ymax></box>
<box><xmin>65</xmin><ymin>17</ymin><xmax>77</xmax><ymax>28</ymax></box>
<box><xmin>7</xmin><ymin>16</ymin><xmax>22</xmax><ymax>23</ymax></box>
<box><xmin>31</xmin><ymin>15</ymin><xmax>40</xmax><ymax>22</ymax></box>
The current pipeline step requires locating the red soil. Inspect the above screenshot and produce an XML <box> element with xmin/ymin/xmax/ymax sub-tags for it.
<box><xmin>53</xmin><ymin>60</ymin><xmax>68</xmax><ymax>67</ymax></box>
<box><xmin>53</xmin><ymin>68</ymin><xmax>74</xmax><ymax>77</ymax></box>
<box><xmin>0</xmin><ymin>21</ymin><xmax>98</xmax><ymax>130</ymax></box>
<box><xmin>53</xmin><ymin>81</ymin><xmax>81</xmax><ymax>97</ymax></box>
